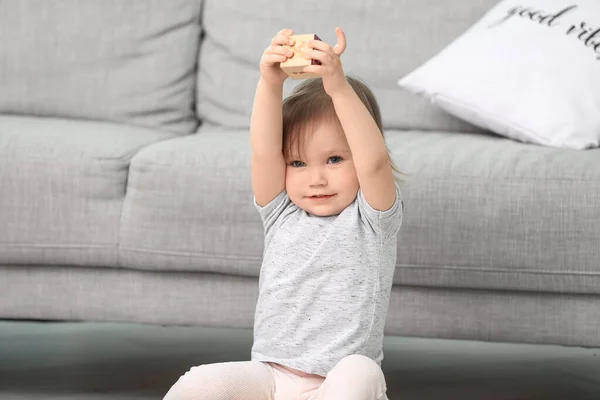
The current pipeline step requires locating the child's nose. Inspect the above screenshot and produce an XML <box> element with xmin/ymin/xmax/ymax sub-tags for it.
<box><xmin>309</xmin><ymin>167</ymin><xmax>327</xmax><ymax>186</ymax></box>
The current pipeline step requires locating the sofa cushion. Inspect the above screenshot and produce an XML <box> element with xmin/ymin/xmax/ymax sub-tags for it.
<box><xmin>399</xmin><ymin>0</ymin><xmax>600</xmax><ymax>150</ymax></box>
<box><xmin>0</xmin><ymin>116</ymin><xmax>174</xmax><ymax>266</ymax></box>
<box><xmin>392</xmin><ymin>129</ymin><xmax>600</xmax><ymax>294</ymax></box>
<box><xmin>0</xmin><ymin>0</ymin><xmax>203</xmax><ymax>134</ymax></box>
<box><xmin>119</xmin><ymin>128</ymin><xmax>262</xmax><ymax>276</ymax></box>
<box><xmin>120</xmin><ymin>127</ymin><xmax>600</xmax><ymax>295</ymax></box>
<box><xmin>196</xmin><ymin>0</ymin><xmax>500</xmax><ymax>132</ymax></box>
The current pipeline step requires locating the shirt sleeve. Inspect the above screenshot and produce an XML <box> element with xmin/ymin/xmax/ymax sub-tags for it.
<box><xmin>253</xmin><ymin>189</ymin><xmax>293</xmax><ymax>238</ymax></box>
<box><xmin>356</xmin><ymin>182</ymin><xmax>403</xmax><ymax>242</ymax></box>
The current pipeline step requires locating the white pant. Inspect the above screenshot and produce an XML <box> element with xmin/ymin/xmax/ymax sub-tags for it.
<box><xmin>163</xmin><ymin>354</ymin><xmax>389</xmax><ymax>400</ymax></box>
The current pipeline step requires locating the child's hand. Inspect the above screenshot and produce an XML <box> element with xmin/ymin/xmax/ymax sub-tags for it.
<box><xmin>303</xmin><ymin>27</ymin><xmax>350</xmax><ymax>97</ymax></box>
<box><xmin>260</xmin><ymin>29</ymin><xmax>296</xmax><ymax>86</ymax></box>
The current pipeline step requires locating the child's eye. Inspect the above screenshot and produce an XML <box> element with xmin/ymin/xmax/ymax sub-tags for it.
<box><xmin>290</xmin><ymin>160</ymin><xmax>305</xmax><ymax>168</ymax></box>
<box><xmin>328</xmin><ymin>156</ymin><xmax>343</xmax><ymax>164</ymax></box>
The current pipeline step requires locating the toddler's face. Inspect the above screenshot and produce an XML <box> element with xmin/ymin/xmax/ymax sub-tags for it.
<box><xmin>285</xmin><ymin>119</ymin><xmax>359</xmax><ymax>217</ymax></box>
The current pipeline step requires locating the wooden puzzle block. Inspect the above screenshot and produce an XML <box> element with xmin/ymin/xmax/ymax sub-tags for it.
<box><xmin>280</xmin><ymin>33</ymin><xmax>322</xmax><ymax>80</ymax></box>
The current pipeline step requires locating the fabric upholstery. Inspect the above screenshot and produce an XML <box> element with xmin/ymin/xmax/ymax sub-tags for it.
<box><xmin>119</xmin><ymin>127</ymin><xmax>260</xmax><ymax>276</ymax></box>
<box><xmin>1</xmin><ymin>265</ymin><xmax>599</xmax><ymax>347</ymax></box>
<box><xmin>119</xmin><ymin>127</ymin><xmax>600</xmax><ymax>294</ymax></box>
<box><xmin>196</xmin><ymin>0</ymin><xmax>502</xmax><ymax>131</ymax></box>
<box><xmin>0</xmin><ymin>115</ymin><xmax>174</xmax><ymax>266</ymax></box>
<box><xmin>391</xmin><ymin>130</ymin><xmax>600</xmax><ymax>292</ymax></box>
<box><xmin>0</xmin><ymin>0</ymin><xmax>203</xmax><ymax>134</ymax></box>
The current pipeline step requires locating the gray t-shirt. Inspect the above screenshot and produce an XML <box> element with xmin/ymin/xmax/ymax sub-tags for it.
<box><xmin>251</xmin><ymin>184</ymin><xmax>403</xmax><ymax>377</ymax></box>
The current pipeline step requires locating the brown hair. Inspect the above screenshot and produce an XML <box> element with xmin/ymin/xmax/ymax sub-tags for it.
<box><xmin>282</xmin><ymin>76</ymin><xmax>402</xmax><ymax>181</ymax></box>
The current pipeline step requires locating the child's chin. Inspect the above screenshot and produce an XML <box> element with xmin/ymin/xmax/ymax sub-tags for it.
<box><xmin>305</xmin><ymin>204</ymin><xmax>343</xmax><ymax>217</ymax></box>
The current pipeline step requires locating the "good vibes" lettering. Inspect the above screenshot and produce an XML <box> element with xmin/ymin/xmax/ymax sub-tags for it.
<box><xmin>489</xmin><ymin>4</ymin><xmax>600</xmax><ymax>60</ymax></box>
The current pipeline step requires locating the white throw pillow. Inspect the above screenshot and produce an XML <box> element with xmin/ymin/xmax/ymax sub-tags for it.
<box><xmin>398</xmin><ymin>0</ymin><xmax>600</xmax><ymax>149</ymax></box>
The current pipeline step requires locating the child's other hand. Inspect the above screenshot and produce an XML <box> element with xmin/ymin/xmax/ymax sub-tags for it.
<box><xmin>260</xmin><ymin>29</ymin><xmax>296</xmax><ymax>86</ymax></box>
<box><xmin>303</xmin><ymin>27</ymin><xmax>350</xmax><ymax>97</ymax></box>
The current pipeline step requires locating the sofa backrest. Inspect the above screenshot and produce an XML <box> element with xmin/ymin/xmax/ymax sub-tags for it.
<box><xmin>197</xmin><ymin>0</ymin><xmax>500</xmax><ymax>132</ymax></box>
<box><xmin>0</xmin><ymin>0</ymin><xmax>203</xmax><ymax>135</ymax></box>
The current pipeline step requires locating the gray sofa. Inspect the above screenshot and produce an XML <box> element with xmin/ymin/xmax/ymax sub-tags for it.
<box><xmin>1</xmin><ymin>0</ymin><xmax>599</xmax><ymax>349</ymax></box>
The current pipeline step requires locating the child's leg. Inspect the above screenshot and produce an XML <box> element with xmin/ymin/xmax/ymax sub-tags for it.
<box><xmin>162</xmin><ymin>361</ymin><xmax>275</xmax><ymax>400</ymax></box>
<box><xmin>310</xmin><ymin>355</ymin><xmax>388</xmax><ymax>400</ymax></box>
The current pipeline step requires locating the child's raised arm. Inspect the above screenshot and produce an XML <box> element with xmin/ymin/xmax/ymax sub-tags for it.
<box><xmin>303</xmin><ymin>27</ymin><xmax>396</xmax><ymax>211</ymax></box>
<box><xmin>250</xmin><ymin>29</ymin><xmax>296</xmax><ymax>206</ymax></box>
<box><xmin>330</xmin><ymin>84</ymin><xmax>396</xmax><ymax>211</ymax></box>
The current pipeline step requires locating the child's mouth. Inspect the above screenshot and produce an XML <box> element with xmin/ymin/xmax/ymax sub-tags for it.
<box><xmin>309</xmin><ymin>194</ymin><xmax>335</xmax><ymax>200</ymax></box>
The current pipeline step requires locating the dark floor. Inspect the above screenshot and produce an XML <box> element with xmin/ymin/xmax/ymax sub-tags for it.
<box><xmin>0</xmin><ymin>320</ymin><xmax>599</xmax><ymax>399</ymax></box>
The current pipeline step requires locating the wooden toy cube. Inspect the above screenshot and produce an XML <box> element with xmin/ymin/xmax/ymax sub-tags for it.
<box><xmin>280</xmin><ymin>33</ymin><xmax>322</xmax><ymax>80</ymax></box>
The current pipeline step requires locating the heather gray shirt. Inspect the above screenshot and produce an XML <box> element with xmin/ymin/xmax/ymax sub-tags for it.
<box><xmin>251</xmin><ymin>184</ymin><xmax>403</xmax><ymax>377</ymax></box>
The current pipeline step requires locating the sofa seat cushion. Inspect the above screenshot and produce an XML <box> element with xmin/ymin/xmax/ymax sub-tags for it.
<box><xmin>0</xmin><ymin>115</ymin><xmax>174</xmax><ymax>266</ymax></box>
<box><xmin>392</xmin><ymin>129</ymin><xmax>600</xmax><ymax>294</ymax></box>
<box><xmin>121</xmin><ymin>127</ymin><xmax>600</xmax><ymax>295</ymax></box>
<box><xmin>119</xmin><ymin>128</ymin><xmax>262</xmax><ymax>276</ymax></box>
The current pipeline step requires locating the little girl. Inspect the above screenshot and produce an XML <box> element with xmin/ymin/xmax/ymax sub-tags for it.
<box><xmin>163</xmin><ymin>27</ymin><xmax>402</xmax><ymax>400</ymax></box>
